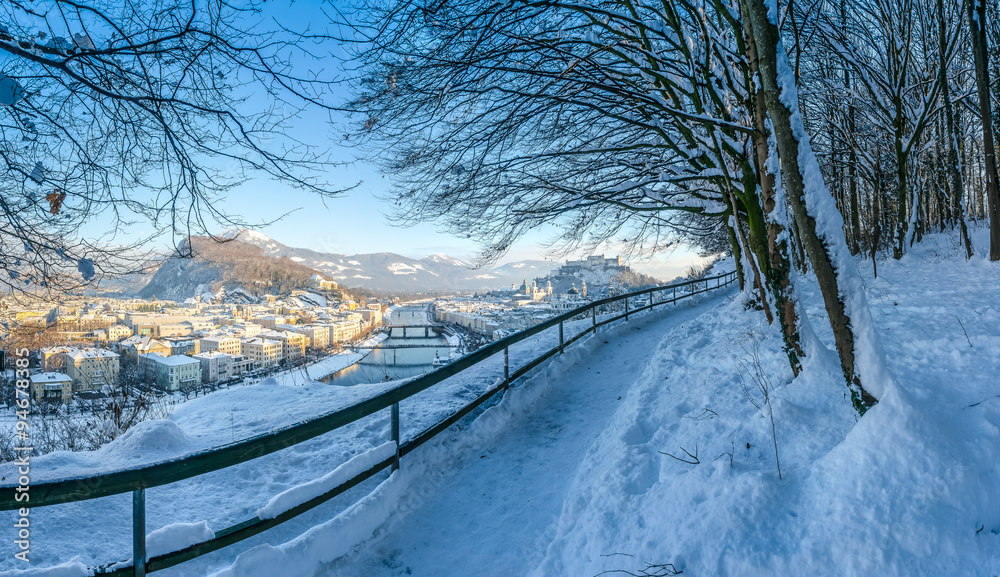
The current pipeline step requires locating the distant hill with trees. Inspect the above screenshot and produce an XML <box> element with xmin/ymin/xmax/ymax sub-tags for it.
<box><xmin>138</xmin><ymin>236</ymin><xmax>324</xmax><ymax>301</ymax></box>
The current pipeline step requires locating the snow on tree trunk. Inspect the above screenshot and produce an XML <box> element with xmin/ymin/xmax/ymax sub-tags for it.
<box><xmin>740</xmin><ymin>0</ymin><xmax>804</xmax><ymax>375</ymax></box>
<box><xmin>741</xmin><ymin>0</ymin><xmax>895</xmax><ymax>410</ymax></box>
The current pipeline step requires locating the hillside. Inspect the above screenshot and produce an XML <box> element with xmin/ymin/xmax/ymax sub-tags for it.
<box><xmin>137</xmin><ymin>236</ymin><xmax>324</xmax><ymax>301</ymax></box>
<box><xmin>115</xmin><ymin>230</ymin><xmax>663</xmax><ymax>297</ymax></box>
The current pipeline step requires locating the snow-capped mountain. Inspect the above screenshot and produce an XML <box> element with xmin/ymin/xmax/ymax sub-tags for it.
<box><xmin>220</xmin><ymin>229</ymin><xmax>555</xmax><ymax>292</ymax></box>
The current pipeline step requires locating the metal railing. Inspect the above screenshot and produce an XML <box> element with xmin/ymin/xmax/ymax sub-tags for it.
<box><xmin>0</xmin><ymin>270</ymin><xmax>737</xmax><ymax>576</ymax></box>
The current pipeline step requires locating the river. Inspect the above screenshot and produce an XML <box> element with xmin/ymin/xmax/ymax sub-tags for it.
<box><xmin>321</xmin><ymin>305</ymin><xmax>454</xmax><ymax>386</ymax></box>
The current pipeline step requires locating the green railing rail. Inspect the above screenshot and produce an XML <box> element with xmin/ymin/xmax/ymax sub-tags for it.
<box><xmin>0</xmin><ymin>270</ymin><xmax>737</xmax><ymax>576</ymax></box>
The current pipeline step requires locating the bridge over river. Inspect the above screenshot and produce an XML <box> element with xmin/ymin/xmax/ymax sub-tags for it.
<box><xmin>322</xmin><ymin>306</ymin><xmax>457</xmax><ymax>385</ymax></box>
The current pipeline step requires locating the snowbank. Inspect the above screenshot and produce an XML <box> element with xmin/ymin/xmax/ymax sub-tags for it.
<box><xmin>528</xmin><ymin>229</ymin><xmax>1000</xmax><ymax>577</ymax></box>
<box><xmin>211</xmin><ymin>471</ymin><xmax>411</xmax><ymax>577</ymax></box>
<box><xmin>145</xmin><ymin>521</ymin><xmax>215</xmax><ymax>559</ymax></box>
<box><xmin>257</xmin><ymin>442</ymin><xmax>396</xmax><ymax>520</ymax></box>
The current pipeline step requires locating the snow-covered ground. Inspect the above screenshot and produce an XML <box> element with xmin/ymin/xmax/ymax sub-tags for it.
<box><xmin>6</xmin><ymin>230</ymin><xmax>1000</xmax><ymax>577</ymax></box>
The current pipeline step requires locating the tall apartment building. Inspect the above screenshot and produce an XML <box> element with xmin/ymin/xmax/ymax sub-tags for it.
<box><xmin>259</xmin><ymin>330</ymin><xmax>307</xmax><ymax>360</ymax></box>
<box><xmin>41</xmin><ymin>346</ymin><xmax>74</xmax><ymax>371</ymax></box>
<box><xmin>289</xmin><ymin>325</ymin><xmax>330</xmax><ymax>349</ymax></box>
<box><xmin>55</xmin><ymin>348</ymin><xmax>121</xmax><ymax>391</ymax></box>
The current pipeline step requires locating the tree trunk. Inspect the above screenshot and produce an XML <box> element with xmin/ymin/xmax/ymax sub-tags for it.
<box><xmin>968</xmin><ymin>0</ymin><xmax>1000</xmax><ymax>260</ymax></box>
<box><xmin>848</xmin><ymin>110</ymin><xmax>862</xmax><ymax>253</ymax></box>
<box><xmin>843</xmin><ymin>0</ymin><xmax>862</xmax><ymax>255</ymax></box>
<box><xmin>727</xmin><ymin>187</ymin><xmax>774</xmax><ymax>324</ymax></box>
<box><xmin>727</xmin><ymin>223</ymin><xmax>747</xmax><ymax>291</ymax></box>
<box><xmin>741</xmin><ymin>0</ymin><xmax>880</xmax><ymax>411</ymax></box>
<box><xmin>939</xmin><ymin>0</ymin><xmax>973</xmax><ymax>257</ymax></box>
<box><xmin>893</xmin><ymin>112</ymin><xmax>908</xmax><ymax>259</ymax></box>
<box><xmin>740</xmin><ymin>0</ymin><xmax>804</xmax><ymax>374</ymax></box>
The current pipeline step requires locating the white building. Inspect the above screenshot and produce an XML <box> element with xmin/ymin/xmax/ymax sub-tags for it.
<box><xmin>107</xmin><ymin>324</ymin><xmax>134</xmax><ymax>341</ymax></box>
<box><xmin>139</xmin><ymin>353</ymin><xmax>201</xmax><ymax>391</ymax></box>
<box><xmin>191</xmin><ymin>351</ymin><xmax>234</xmax><ymax>384</ymax></box>
<box><xmin>259</xmin><ymin>330</ymin><xmax>307</xmax><ymax>360</ymax></box>
<box><xmin>290</xmin><ymin>325</ymin><xmax>331</xmax><ymax>349</ymax></box>
<box><xmin>198</xmin><ymin>335</ymin><xmax>242</xmax><ymax>356</ymax></box>
<box><xmin>241</xmin><ymin>337</ymin><xmax>281</xmax><ymax>368</ymax></box>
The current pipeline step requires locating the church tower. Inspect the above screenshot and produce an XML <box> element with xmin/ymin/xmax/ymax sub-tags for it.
<box><xmin>581</xmin><ymin>279</ymin><xmax>588</xmax><ymax>298</ymax></box>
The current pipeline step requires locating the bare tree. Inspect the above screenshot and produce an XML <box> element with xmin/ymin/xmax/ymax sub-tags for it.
<box><xmin>967</xmin><ymin>0</ymin><xmax>1000</xmax><ymax>259</ymax></box>
<box><xmin>816</xmin><ymin>0</ymin><xmax>959</xmax><ymax>259</ymax></box>
<box><xmin>346</xmin><ymin>0</ymin><xmax>825</xmax><ymax>367</ymax></box>
<box><xmin>0</xmin><ymin>0</ymin><xmax>346</xmax><ymax>297</ymax></box>
<box><xmin>345</xmin><ymin>0</ymin><xmax>767</xmax><ymax>263</ymax></box>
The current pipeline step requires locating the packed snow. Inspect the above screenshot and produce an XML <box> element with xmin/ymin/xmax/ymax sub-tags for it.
<box><xmin>319</xmin><ymin>231</ymin><xmax>1000</xmax><ymax>577</ymax></box>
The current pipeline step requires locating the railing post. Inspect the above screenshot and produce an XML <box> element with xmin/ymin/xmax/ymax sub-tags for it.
<box><xmin>133</xmin><ymin>488</ymin><xmax>146</xmax><ymax>577</ymax></box>
<box><xmin>558</xmin><ymin>321</ymin><xmax>564</xmax><ymax>354</ymax></box>
<box><xmin>673</xmin><ymin>286</ymin><xmax>676</xmax><ymax>301</ymax></box>
<box><xmin>503</xmin><ymin>346</ymin><xmax>510</xmax><ymax>388</ymax></box>
<box><xmin>592</xmin><ymin>307</ymin><xmax>597</xmax><ymax>334</ymax></box>
<box><xmin>390</xmin><ymin>403</ymin><xmax>400</xmax><ymax>472</ymax></box>
<box><xmin>625</xmin><ymin>297</ymin><xmax>629</xmax><ymax>321</ymax></box>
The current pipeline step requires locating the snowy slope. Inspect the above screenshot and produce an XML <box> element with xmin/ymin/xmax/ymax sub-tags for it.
<box><xmin>319</xmin><ymin>292</ymin><xmax>732</xmax><ymax>577</ymax></box>
<box><xmin>0</xmin><ymin>306</ymin><xmax>620</xmax><ymax>575</ymax></box>
<box><xmin>302</xmin><ymin>229</ymin><xmax>1000</xmax><ymax>577</ymax></box>
<box><xmin>521</xmin><ymin>232</ymin><xmax>1000</xmax><ymax>577</ymax></box>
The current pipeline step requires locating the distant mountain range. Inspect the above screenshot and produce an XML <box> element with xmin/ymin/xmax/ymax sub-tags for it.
<box><xmin>95</xmin><ymin>230</ymin><xmax>662</xmax><ymax>300</ymax></box>
<box><xmin>211</xmin><ymin>229</ymin><xmax>557</xmax><ymax>293</ymax></box>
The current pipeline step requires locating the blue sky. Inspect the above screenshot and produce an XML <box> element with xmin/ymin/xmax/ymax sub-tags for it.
<box><xmin>69</xmin><ymin>0</ymin><xmax>708</xmax><ymax>281</ymax></box>
<box><xmin>195</xmin><ymin>1</ymin><xmax>709</xmax><ymax>280</ymax></box>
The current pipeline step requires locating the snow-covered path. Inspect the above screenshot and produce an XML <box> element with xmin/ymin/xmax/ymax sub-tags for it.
<box><xmin>321</xmin><ymin>293</ymin><xmax>731</xmax><ymax>577</ymax></box>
